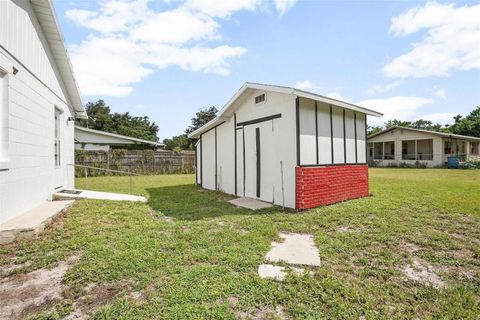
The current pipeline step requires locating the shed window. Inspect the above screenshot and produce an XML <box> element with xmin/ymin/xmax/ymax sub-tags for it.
<box><xmin>0</xmin><ymin>70</ymin><xmax>8</xmax><ymax>168</ymax></box>
<box><xmin>54</xmin><ymin>108</ymin><xmax>61</xmax><ymax>167</ymax></box>
<box><xmin>255</xmin><ymin>94</ymin><xmax>265</xmax><ymax>104</ymax></box>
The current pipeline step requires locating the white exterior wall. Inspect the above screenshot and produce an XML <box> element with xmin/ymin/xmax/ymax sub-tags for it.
<box><xmin>216</xmin><ymin>118</ymin><xmax>235</xmax><ymax>194</ymax></box>
<box><xmin>198</xmin><ymin>90</ymin><xmax>297</xmax><ymax>208</ymax></box>
<box><xmin>201</xmin><ymin>129</ymin><xmax>216</xmax><ymax>190</ymax></box>
<box><xmin>368</xmin><ymin>128</ymin><xmax>444</xmax><ymax>167</ymax></box>
<box><xmin>0</xmin><ymin>0</ymin><xmax>75</xmax><ymax>224</ymax></box>
<box><xmin>298</xmin><ymin>98</ymin><xmax>367</xmax><ymax>165</ymax></box>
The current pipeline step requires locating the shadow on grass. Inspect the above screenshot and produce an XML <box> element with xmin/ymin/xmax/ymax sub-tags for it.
<box><xmin>146</xmin><ymin>184</ymin><xmax>281</xmax><ymax>220</ymax></box>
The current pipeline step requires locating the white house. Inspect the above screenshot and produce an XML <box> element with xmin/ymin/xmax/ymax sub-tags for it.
<box><xmin>188</xmin><ymin>83</ymin><xmax>382</xmax><ymax>210</ymax></box>
<box><xmin>75</xmin><ymin>126</ymin><xmax>164</xmax><ymax>151</ymax></box>
<box><xmin>0</xmin><ymin>0</ymin><xmax>87</xmax><ymax>224</ymax></box>
<box><xmin>367</xmin><ymin>126</ymin><xmax>480</xmax><ymax>167</ymax></box>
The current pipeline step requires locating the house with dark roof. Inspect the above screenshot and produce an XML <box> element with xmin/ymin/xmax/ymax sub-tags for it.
<box><xmin>367</xmin><ymin>126</ymin><xmax>480</xmax><ymax>167</ymax></box>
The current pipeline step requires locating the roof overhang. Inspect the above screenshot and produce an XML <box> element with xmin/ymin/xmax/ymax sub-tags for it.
<box><xmin>368</xmin><ymin>126</ymin><xmax>480</xmax><ymax>142</ymax></box>
<box><xmin>75</xmin><ymin>126</ymin><xmax>165</xmax><ymax>147</ymax></box>
<box><xmin>188</xmin><ymin>82</ymin><xmax>383</xmax><ymax>138</ymax></box>
<box><xmin>30</xmin><ymin>0</ymin><xmax>87</xmax><ymax>119</ymax></box>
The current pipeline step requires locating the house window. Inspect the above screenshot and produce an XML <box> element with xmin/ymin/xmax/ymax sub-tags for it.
<box><xmin>373</xmin><ymin>143</ymin><xmax>383</xmax><ymax>160</ymax></box>
<box><xmin>0</xmin><ymin>69</ymin><xmax>8</xmax><ymax>168</ymax></box>
<box><xmin>444</xmin><ymin>141</ymin><xmax>453</xmax><ymax>154</ymax></box>
<box><xmin>471</xmin><ymin>142</ymin><xmax>479</xmax><ymax>155</ymax></box>
<box><xmin>384</xmin><ymin>141</ymin><xmax>395</xmax><ymax>160</ymax></box>
<box><xmin>417</xmin><ymin>139</ymin><xmax>433</xmax><ymax>160</ymax></box>
<box><xmin>255</xmin><ymin>94</ymin><xmax>265</xmax><ymax>104</ymax></box>
<box><xmin>54</xmin><ymin>108</ymin><xmax>61</xmax><ymax>167</ymax></box>
<box><xmin>402</xmin><ymin>140</ymin><xmax>416</xmax><ymax>160</ymax></box>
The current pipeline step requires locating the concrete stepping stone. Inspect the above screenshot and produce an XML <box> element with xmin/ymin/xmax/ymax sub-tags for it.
<box><xmin>258</xmin><ymin>264</ymin><xmax>304</xmax><ymax>281</ymax></box>
<box><xmin>266</xmin><ymin>232</ymin><xmax>321</xmax><ymax>266</ymax></box>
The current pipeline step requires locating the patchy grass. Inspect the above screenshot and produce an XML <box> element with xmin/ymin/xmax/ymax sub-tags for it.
<box><xmin>1</xmin><ymin>169</ymin><xmax>479</xmax><ymax>319</ymax></box>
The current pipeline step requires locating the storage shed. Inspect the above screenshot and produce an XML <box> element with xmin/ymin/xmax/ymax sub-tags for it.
<box><xmin>188</xmin><ymin>83</ymin><xmax>382</xmax><ymax>209</ymax></box>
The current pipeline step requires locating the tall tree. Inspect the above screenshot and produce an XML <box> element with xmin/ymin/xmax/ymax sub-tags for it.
<box><xmin>76</xmin><ymin>100</ymin><xmax>159</xmax><ymax>142</ymax></box>
<box><xmin>445</xmin><ymin>106</ymin><xmax>480</xmax><ymax>137</ymax></box>
<box><xmin>185</xmin><ymin>107</ymin><xmax>218</xmax><ymax>135</ymax></box>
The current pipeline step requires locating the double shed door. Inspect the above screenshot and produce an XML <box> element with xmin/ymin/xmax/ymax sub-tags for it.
<box><xmin>241</xmin><ymin>121</ymin><xmax>277</xmax><ymax>203</ymax></box>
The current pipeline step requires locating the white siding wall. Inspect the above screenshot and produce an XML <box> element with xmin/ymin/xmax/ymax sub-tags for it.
<box><xmin>345</xmin><ymin>109</ymin><xmax>356</xmax><ymax>163</ymax></box>
<box><xmin>0</xmin><ymin>0</ymin><xmax>74</xmax><ymax>224</ymax></box>
<box><xmin>317</xmin><ymin>103</ymin><xmax>332</xmax><ymax>164</ymax></box>
<box><xmin>298</xmin><ymin>98</ymin><xmax>367</xmax><ymax>165</ymax></box>
<box><xmin>356</xmin><ymin>113</ymin><xmax>366</xmax><ymax>163</ymax></box>
<box><xmin>216</xmin><ymin>118</ymin><xmax>235</xmax><ymax>194</ymax></box>
<box><xmin>200</xmin><ymin>129</ymin><xmax>216</xmax><ymax>190</ymax></box>
<box><xmin>235</xmin><ymin>90</ymin><xmax>297</xmax><ymax>208</ymax></box>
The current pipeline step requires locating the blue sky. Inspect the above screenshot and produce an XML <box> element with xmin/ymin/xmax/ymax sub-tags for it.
<box><xmin>53</xmin><ymin>0</ymin><xmax>480</xmax><ymax>140</ymax></box>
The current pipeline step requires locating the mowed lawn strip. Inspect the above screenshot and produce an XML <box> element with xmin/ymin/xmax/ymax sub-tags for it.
<box><xmin>0</xmin><ymin>169</ymin><xmax>479</xmax><ymax>319</ymax></box>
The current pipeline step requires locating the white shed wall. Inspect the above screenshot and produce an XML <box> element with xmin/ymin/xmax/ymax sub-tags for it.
<box><xmin>298</xmin><ymin>99</ymin><xmax>367</xmax><ymax>166</ymax></box>
<box><xmin>0</xmin><ymin>0</ymin><xmax>75</xmax><ymax>224</ymax></box>
<box><xmin>216</xmin><ymin>118</ymin><xmax>235</xmax><ymax>194</ymax></box>
<box><xmin>200</xmin><ymin>129</ymin><xmax>216</xmax><ymax>190</ymax></box>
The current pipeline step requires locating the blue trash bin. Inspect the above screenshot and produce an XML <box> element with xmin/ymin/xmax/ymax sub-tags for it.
<box><xmin>447</xmin><ymin>156</ymin><xmax>459</xmax><ymax>169</ymax></box>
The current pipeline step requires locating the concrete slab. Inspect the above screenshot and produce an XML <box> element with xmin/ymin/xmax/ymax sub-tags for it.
<box><xmin>266</xmin><ymin>232</ymin><xmax>321</xmax><ymax>266</ymax></box>
<box><xmin>228</xmin><ymin>197</ymin><xmax>273</xmax><ymax>210</ymax></box>
<box><xmin>258</xmin><ymin>264</ymin><xmax>304</xmax><ymax>281</ymax></box>
<box><xmin>0</xmin><ymin>201</ymin><xmax>74</xmax><ymax>245</ymax></box>
<box><xmin>53</xmin><ymin>189</ymin><xmax>146</xmax><ymax>202</ymax></box>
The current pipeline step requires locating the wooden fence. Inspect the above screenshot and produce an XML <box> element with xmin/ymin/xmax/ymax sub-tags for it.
<box><xmin>75</xmin><ymin>149</ymin><xmax>195</xmax><ymax>176</ymax></box>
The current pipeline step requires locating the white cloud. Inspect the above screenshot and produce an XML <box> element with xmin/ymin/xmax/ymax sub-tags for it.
<box><xmin>416</xmin><ymin>112</ymin><xmax>455</xmax><ymax>124</ymax></box>
<box><xmin>383</xmin><ymin>2</ymin><xmax>480</xmax><ymax>78</ymax></box>
<box><xmin>294</xmin><ymin>80</ymin><xmax>323</xmax><ymax>92</ymax></box>
<box><xmin>357</xmin><ymin>96</ymin><xmax>434</xmax><ymax>125</ymax></box>
<box><xmin>274</xmin><ymin>0</ymin><xmax>298</xmax><ymax>15</ymax></box>
<box><xmin>325</xmin><ymin>92</ymin><xmax>352</xmax><ymax>103</ymax></box>
<box><xmin>185</xmin><ymin>0</ymin><xmax>262</xmax><ymax>18</ymax></box>
<box><xmin>433</xmin><ymin>87</ymin><xmax>446</xmax><ymax>99</ymax></box>
<box><xmin>294</xmin><ymin>81</ymin><xmax>351</xmax><ymax>102</ymax></box>
<box><xmin>367</xmin><ymin>80</ymin><xmax>403</xmax><ymax>95</ymax></box>
<box><xmin>66</xmin><ymin>0</ymin><xmax>297</xmax><ymax>96</ymax></box>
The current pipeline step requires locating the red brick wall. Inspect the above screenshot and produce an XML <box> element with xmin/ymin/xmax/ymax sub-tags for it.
<box><xmin>295</xmin><ymin>164</ymin><xmax>369</xmax><ymax>210</ymax></box>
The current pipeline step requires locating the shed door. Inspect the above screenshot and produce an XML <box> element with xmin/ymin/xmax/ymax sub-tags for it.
<box><xmin>243</xmin><ymin>122</ymin><xmax>275</xmax><ymax>202</ymax></box>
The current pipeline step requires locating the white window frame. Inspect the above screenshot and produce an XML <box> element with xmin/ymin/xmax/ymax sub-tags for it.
<box><xmin>0</xmin><ymin>68</ymin><xmax>9</xmax><ymax>170</ymax></box>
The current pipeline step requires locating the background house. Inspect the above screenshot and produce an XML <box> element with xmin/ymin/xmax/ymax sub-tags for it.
<box><xmin>75</xmin><ymin>126</ymin><xmax>164</xmax><ymax>151</ymax></box>
<box><xmin>367</xmin><ymin>126</ymin><xmax>480</xmax><ymax>167</ymax></box>
<box><xmin>188</xmin><ymin>83</ymin><xmax>382</xmax><ymax>210</ymax></box>
<box><xmin>0</xmin><ymin>0</ymin><xmax>86</xmax><ymax>224</ymax></box>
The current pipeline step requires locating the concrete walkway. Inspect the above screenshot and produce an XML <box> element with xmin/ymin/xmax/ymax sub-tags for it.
<box><xmin>228</xmin><ymin>197</ymin><xmax>273</xmax><ymax>210</ymax></box>
<box><xmin>0</xmin><ymin>201</ymin><xmax>74</xmax><ymax>245</ymax></box>
<box><xmin>53</xmin><ymin>189</ymin><xmax>146</xmax><ymax>202</ymax></box>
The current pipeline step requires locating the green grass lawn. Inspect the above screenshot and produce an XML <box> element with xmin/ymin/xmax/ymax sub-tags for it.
<box><xmin>1</xmin><ymin>169</ymin><xmax>479</xmax><ymax>319</ymax></box>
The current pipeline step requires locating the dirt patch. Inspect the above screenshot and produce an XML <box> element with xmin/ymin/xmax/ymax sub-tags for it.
<box><xmin>0</xmin><ymin>255</ymin><xmax>79</xmax><ymax>319</ymax></box>
<box><xmin>399</xmin><ymin>242</ymin><xmax>421</xmax><ymax>254</ymax></box>
<box><xmin>402</xmin><ymin>257</ymin><xmax>446</xmax><ymax>289</ymax></box>
<box><xmin>65</xmin><ymin>284</ymin><xmax>120</xmax><ymax>320</ymax></box>
<box><xmin>237</xmin><ymin>305</ymin><xmax>289</xmax><ymax>320</ymax></box>
<box><xmin>0</xmin><ymin>260</ymin><xmax>32</xmax><ymax>277</ymax></box>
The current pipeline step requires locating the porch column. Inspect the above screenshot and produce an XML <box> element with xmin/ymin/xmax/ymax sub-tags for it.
<box><xmin>382</xmin><ymin>142</ymin><xmax>385</xmax><ymax>160</ymax></box>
